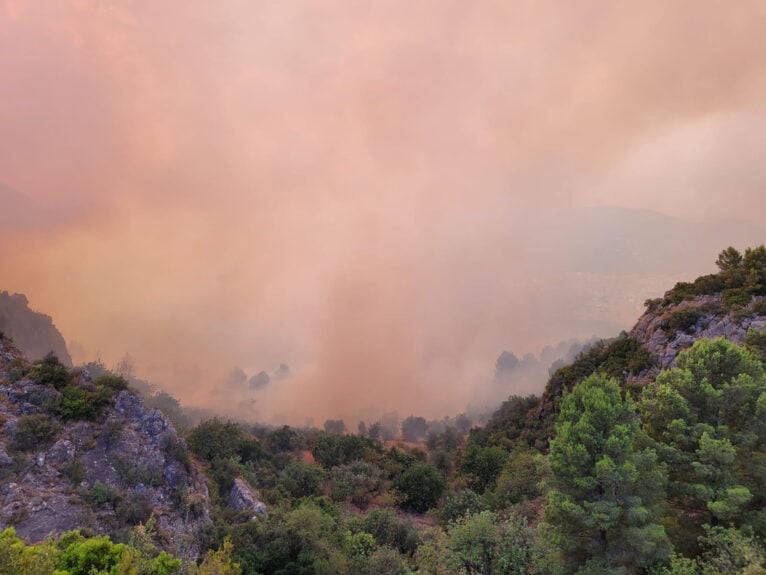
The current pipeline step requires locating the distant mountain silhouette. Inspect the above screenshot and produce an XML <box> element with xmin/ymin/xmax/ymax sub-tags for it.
<box><xmin>0</xmin><ymin>291</ymin><xmax>72</xmax><ymax>366</ymax></box>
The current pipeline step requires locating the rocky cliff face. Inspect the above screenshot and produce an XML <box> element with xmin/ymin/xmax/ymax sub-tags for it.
<box><xmin>630</xmin><ymin>294</ymin><xmax>766</xmax><ymax>379</ymax></box>
<box><xmin>0</xmin><ymin>291</ymin><xmax>72</xmax><ymax>366</ymax></box>
<box><xmin>534</xmin><ymin>293</ymin><xmax>766</xmax><ymax>434</ymax></box>
<box><xmin>0</xmin><ymin>337</ymin><xmax>211</xmax><ymax>558</ymax></box>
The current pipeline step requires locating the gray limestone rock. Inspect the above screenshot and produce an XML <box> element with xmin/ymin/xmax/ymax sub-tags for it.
<box><xmin>0</xmin><ymin>339</ymin><xmax>212</xmax><ymax>559</ymax></box>
<box><xmin>45</xmin><ymin>439</ymin><xmax>75</xmax><ymax>466</ymax></box>
<box><xmin>229</xmin><ymin>478</ymin><xmax>267</xmax><ymax>515</ymax></box>
<box><xmin>631</xmin><ymin>293</ymin><xmax>766</xmax><ymax>377</ymax></box>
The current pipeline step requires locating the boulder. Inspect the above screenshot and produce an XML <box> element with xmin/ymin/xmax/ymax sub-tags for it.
<box><xmin>229</xmin><ymin>478</ymin><xmax>267</xmax><ymax>515</ymax></box>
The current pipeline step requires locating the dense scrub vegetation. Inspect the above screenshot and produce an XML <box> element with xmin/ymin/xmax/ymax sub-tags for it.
<box><xmin>8</xmin><ymin>247</ymin><xmax>766</xmax><ymax>574</ymax></box>
<box><xmin>171</xmin><ymin>342</ymin><xmax>766</xmax><ymax>574</ymax></box>
<box><xmin>546</xmin><ymin>333</ymin><xmax>654</xmax><ymax>396</ymax></box>
<box><xmin>658</xmin><ymin>245</ymin><xmax>766</xmax><ymax>308</ymax></box>
<box><xmin>0</xmin><ymin>521</ymin><xmax>241</xmax><ymax>574</ymax></box>
<box><xmin>10</xmin><ymin>335</ymin><xmax>766</xmax><ymax>573</ymax></box>
<box><xmin>8</xmin><ymin>353</ymin><xmax>130</xmax><ymax>425</ymax></box>
<box><xmin>0</xmin><ymin>353</ymin><xmax>132</xmax><ymax>461</ymax></box>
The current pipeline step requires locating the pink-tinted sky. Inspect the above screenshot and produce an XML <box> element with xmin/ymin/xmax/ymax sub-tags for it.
<box><xmin>1</xmin><ymin>1</ymin><xmax>765</xmax><ymax>422</ymax></box>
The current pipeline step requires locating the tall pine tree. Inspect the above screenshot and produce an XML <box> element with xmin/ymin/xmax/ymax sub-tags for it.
<box><xmin>639</xmin><ymin>338</ymin><xmax>766</xmax><ymax>550</ymax></box>
<box><xmin>545</xmin><ymin>374</ymin><xmax>670</xmax><ymax>574</ymax></box>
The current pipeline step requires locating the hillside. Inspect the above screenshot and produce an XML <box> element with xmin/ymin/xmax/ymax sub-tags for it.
<box><xmin>527</xmin><ymin>245</ymin><xmax>766</xmax><ymax>438</ymax></box>
<box><xmin>3</xmin><ymin>247</ymin><xmax>766</xmax><ymax>574</ymax></box>
<box><xmin>0</xmin><ymin>334</ymin><xmax>212</xmax><ymax>558</ymax></box>
<box><xmin>0</xmin><ymin>291</ymin><xmax>72</xmax><ymax>366</ymax></box>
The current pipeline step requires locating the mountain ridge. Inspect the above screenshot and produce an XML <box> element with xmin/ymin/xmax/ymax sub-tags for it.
<box><xmin>525</xmin><ymin>245</ymin><xmax>766</xmax><ymax>442</ymax></box>
<box><xmin>0</xmin><ymin>291</ymin><xmax>72</xmax><ymax>367</ymax></box>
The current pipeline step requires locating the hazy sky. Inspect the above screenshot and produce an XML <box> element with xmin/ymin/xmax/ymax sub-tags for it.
<box><xmin>1</xmin><ymin>1</ymin><xmax>765</xmax><ymax>422</ymax></box>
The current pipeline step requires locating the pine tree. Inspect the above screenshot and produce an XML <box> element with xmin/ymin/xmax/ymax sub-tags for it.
<box><xmin>545</xmin><ymin>374</ymin><xmax>670</xmax><ymax>574</ymax></box>
<box><xmin>639</xmin><ymin>338</ymin><xmax>766</xmax><ymax>547</ymax></box>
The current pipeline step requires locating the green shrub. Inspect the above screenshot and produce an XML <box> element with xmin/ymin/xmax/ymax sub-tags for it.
<box><xmin>0</xmin><ymin>527</ymin><xmax>183</xmax><ymax>575</ymax></box>
<box><xmin>195</xmin><ymin>537</ymin><xmax>242</xmax><ymax>575</ymax></box>
<box><xmin>491</xmin><ymin>451</ymin><xmax>544</xmax><ymax>506</ymax></box>
<box><xmin>697</xmin><ymin>525</ymin><xmax>766</xmax><ymax>574</ymax></box>
<box><xmin>30</xmin><ymin>353</ymin><xmax>72</xmax><ymax>390</ymax></box>
<box><xmin>57</xmin><ymin>532</ymin><xmax>125</xmax><ymax>573</ymax></box>
<box><xmin>663</xmin><ymin>274</ymin><xmax>725</xmax><ymax>304</ymax></box>
<box><xmin>429</xmin><ymin>449</ymin><xmax>455</xmax><ymax>475</ymax></box>
<box><xmin>692</xmin><ymin>273</ymin><xmax>728</xmax><ymax>296</ymax></box>
<box><xmin>93</xmin><ymin>373</ymin><xmax>128</xmax><ymax>394</ymax></box>
<box><xmin>171</xmin><ymin>486</ymin><xmax>207</xmax><ymax>519</ymax></box>
<box><xmin>159</xmin><ymin>431</ymin><xmax>191</xmax><ymax>470</ymax></box>
<box><xmin>644</xmin><ymin>298</ymin><xmax>663</xmax><ymax>313</ymax></box>
<box><xmin>84</xmin><ymin>482</ymin><xmax>121</xmax><ymax>507</ymax></box>
<box><xmin>443</xmin><ymin>511</ymin><xmax>536</xmax><ymax>575</ymax></box>
<box><xmin>546</xmin><ymin>334</ymin><xmax>654</xmax><ymax>398</ymax></box>
<box><xmin>393</xmin><ymin>462</ymin><xmax>445</xmax><ymax>513</ymax></box>
<box><xmin>57</xmin><ymin>385</ymin><xmax>99</xmax><ymax>421</ymax></box>
<box><xmin>663</xmin><ymin>282</ymin><xmax>695</xmax><ymax>304</ymax></box>
<box><xmin>187</xmin><ymin>419</ymin><xmax>242</xmax><ymax>461</ymax></box>
<box><xmin>379</xmin><ymin>446</ymin><xmax>424</xmax><ymax>478</ymax></box>
<box><xmin>237</xmin><ymin>436</ymin><xmax>269</xmax><ymax>465</ymax></box>
<box><xmin>48</xmin><ymin>376</ymin><xmax>119</xmax><ymax>423</ymax></box>
<box><xmin>426</xmin><ymin>426</ymin><xmax>463</xmax><ymax>451</ymax></box>
<box><xmin>323</xmin><ymin>419</ymin><xmax>346</xmax><ymax>433</ymax></box>
<box><xmin>11</xmin><ymin>414</ymin><xmax>61</xmax><ymax>451</ymax></box>
<box><xmin>459</xmin><ymin>444</ymin><xmax>507</xmax><ymax>493</ymax></box>
<box><xmin>357</xmin><ymin>546</ymin><xmax>409</xmax><ymax>575</ymax></box>
<box><xmin>187</xmin><ymin>419</ymin><xmax>269</xmax><ymax>466</ymax></box>
<box><xmin>361</xmin><ymin>508</ymin><xmax>419</xmax><ymax>554</ymax></box>
<box><xmin>743</xmin><ymin>246</ymin><xmax>766</xmax><ymax>294</ymax></box>
<box><xmin>660</xmin><ymin>246</ymin><xmax>766</xmax><ymax>306</ymax></box>
<box><xmin>114</xmin><ymin>455</ymin><xmax>163</xmax><ymax>487</ymax></box>
<box><xmin>401</xmin><ymin>416</ymin><xmax>429</xmax><ymax>442</ymax></box>
<box><xmin>6</xmin><ymin>359</ymin><xmax>29</xmax><ymax>384</ymax></box>
<box><xmin>329</xmin><ymin>462</ymin><xmax>385</xmax><ymax>507</ymax></box>
<box><xmin>722</xmin><ymin>288</ymin><xmax>753</xmax><ymax>309</ymax></box>
<box><xmin>751</xmin><ymin>299</ymin><xmax>766</xmax><ymax>316</ymax></box>
<box><xmin>0</xmin><ymin>527</ymin><xmax>59</xmax><ymax>573</ymax></box>
<box><xmin>115</xmin><ymin>492</ymin><xmax>153</xmax><ymax>526</ymax></box>
<box><xmin>63</xmin><ymin>460</ymin><xmax>85</xmax><ymax>485</ymax></box>
<box><xmin>662</xmin><ymin>307</ymin><xmax>705</xmax><ymax>336</ymax></box>
<box><xmin>440</xmin><ymin>489</ymin><xmax>488</xmax><ymax>524</ymax></box>
<box><xmin>479</xmin><ymin>395</ymin><xmax>541</xmax><ymax>449</ymax></box>
<box><xmin>600</xmin><ymin>335</ymin><xmax>655</xmax><ymax>376</ymax></box>
<box><xmin>311</xmin><ymin>434</ymin><xmax>378</xmax><ymax>468</ymax></box>
<box><xmin>664</xmin><ymin>274</ymin><xmax>729</xmax><ymax>305</ymax></box>
<box><xmin>745</xmin><ymin>329</ymin><xmax>766</xmax><ymax>363</ymax></box>
<box><xmin>265</xmin><ymin>425</ymin><xmax>306</xmax><ymax>453</ymax></box>
<box><xmin>207</xmin><ymin>457</ymin><xmax>241</xmax><ymax>498</ymax></box>
<box><xmin>279</xmin><ymin>461</ymin><xmax>326</xmax><ymax>499</ymax></box>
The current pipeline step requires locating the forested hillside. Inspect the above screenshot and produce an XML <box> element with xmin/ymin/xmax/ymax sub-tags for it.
<box><xmin>3</xmin><ymin>247</ymin><xmax>766</xmax><ymax>574</ymax></box>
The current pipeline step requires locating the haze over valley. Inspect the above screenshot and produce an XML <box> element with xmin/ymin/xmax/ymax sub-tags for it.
<box><xmin>2</xmin><ymin>1</ymin><xmax>765</xmax><ymax>425</ymax></box>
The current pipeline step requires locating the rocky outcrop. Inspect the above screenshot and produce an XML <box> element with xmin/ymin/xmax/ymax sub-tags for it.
<box><xmin>229</xmin><ymin>477</ymin><xmax>267</xmax><ymax>516</ymax></box>
<box><xmin>0</xmin><ymin>337</ymin><xmax>211</xmax><ymax>558</ymax></box>
<box><xmin>532</xmin><ymin>293</ymin><xmax>766</xmax><ymax>437</ymax></box>
<box><xmin>630</xmin><ymin>294</ymin><xmax>766</xmax><ymax>380</ymax></box>
<box><xmin>0</xmin><ymin>291</ymin><xmax>72</xmax><ymax>366</ymax></box>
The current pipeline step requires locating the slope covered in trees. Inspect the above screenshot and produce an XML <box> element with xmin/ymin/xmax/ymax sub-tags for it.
<box><xmin>4</xmin><ymin>247</ymin><xmax>766</xmax><ymax>574</ymax></box>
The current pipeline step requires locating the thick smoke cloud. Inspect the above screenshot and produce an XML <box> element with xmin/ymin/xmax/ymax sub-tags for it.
<box><xmin>1</xmin><ymin>1</ymin><xmax>765</xmax><ymax>422</ymax></box>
